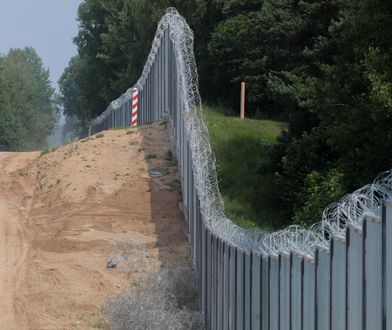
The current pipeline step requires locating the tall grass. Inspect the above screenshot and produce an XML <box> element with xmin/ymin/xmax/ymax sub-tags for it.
<box><xmin>202</xmin><ymin>105</ymin><xmax>288</xmax><ymax>231</ymax></box>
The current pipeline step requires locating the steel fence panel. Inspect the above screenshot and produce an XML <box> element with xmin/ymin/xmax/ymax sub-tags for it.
<box><xmin>223</xmin><ymin>242</ymin><xmax>230</xmax><ymax>330</ymax></box>
<box><xmin>236</xmin><ymin>249</ymin><xmax>245</xmax><ymax>329</ymax></box>
<box><xmin>269</xmin><ymin>256</ymin><xmax>279</xmax><ymax>330</ymax></box>
<box><xmin>331</xmin><ymin>236</ymin><xmax>346</xmax><ymax>330</ymax></box>
<box><xmin>211</xmin><ymin>235</ymin><xmax>217</xmax><ymax>330</ymax></box>
<box><xmin>206</xmin><ymin>230</ymin><xmax>212</xmax><ymax>327</ymax></box>
<box><xmin>202</xmin><ymin>223</ymin><xmax>207</xmax><ymax>317</ymax></box>
<box><xmin>346</xmin><ymin>224</ymin><xmax>363</xmax><ymax>330</ymax></box>
<box><xmin>385</xmin><ymin>202</ymin><xmax>392</xmax><ymax>329</ymax></box>
<box><xmin>302</xmin><ymin>256</ymin><xmax>315</xmax><ymax>330</ymax></box>
<box><xmin>244</xmin><ymin>252</ymin><xmax>251</xmax><ymax>330</ymax></box>
<box><xmin>364</xmin><ymin>214</ymin><xmax>383</xmax><ymax>329</ymax></box>
<box><xmin>291</xmin><ymin>254</ymin><xmax>303</xmax><ymax>330</ymax></box>
<box><xmin>217</xmin><ymin>239</ymin><xmax>223</xmax><ymax>330</ymax></box>
<box><xmin>196</xmin><ymin>190</ymin><xmax>202</xmax><ymax>287</ymax></box>
<box><xmin>229</xmin><ymin>245</ymin><xmax>236</xmax><ymax>330</ymax></box>
<box><xmin>261</xmin><ymin>256</ymin><xmax>269</xmax><ymax>330</ymax></box>
<box><xmin>251</xmin><ymin>252</ymin><xmax>261</xmax><ymax>329</ymax></box>
<box><xmin>279</xmin><ymin>254</ymin><xmax>290</xmax><ymax>330</ymax></box>
<box><xmin>316</xmin><ymin>247</ymin><xmax>330</xmax><ymax>330</ymax></box>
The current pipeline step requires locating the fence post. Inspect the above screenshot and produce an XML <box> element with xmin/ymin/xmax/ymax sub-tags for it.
<box><xmin>240</xmin><ymin>81</ymin><xmax>245</xmax><ymax>119</ymax></box>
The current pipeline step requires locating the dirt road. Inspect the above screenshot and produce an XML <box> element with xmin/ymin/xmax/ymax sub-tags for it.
<box><xmin>0</xmin><ymin>123</ymin><xmax>190</xmax><ymax>329</ymax></box>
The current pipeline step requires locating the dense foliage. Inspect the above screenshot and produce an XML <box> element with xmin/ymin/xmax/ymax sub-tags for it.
<box><xmin>271</xmin><ymin>0</ymin><xmax>392</xmax><ymax>226</ymax></box>
<box><xmin>61</xmin><ymin>0</ymin><xmax>392</xmax><ymax>227</ymax></box>
<box><xmin>0</xmin><ymin>48</ymin><xmax>58</xmax><ymax>150</ymax></box>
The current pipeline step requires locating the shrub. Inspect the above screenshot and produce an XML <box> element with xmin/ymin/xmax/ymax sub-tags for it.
<box><xmin>293</xmin><ymin>169</ymin><xmax>345</xmax><ymax>227</ymax></box>
<box><xmin>103</xmin><ymin>266</ymin><xmax>203</xmax><ymax>330</ymax></box>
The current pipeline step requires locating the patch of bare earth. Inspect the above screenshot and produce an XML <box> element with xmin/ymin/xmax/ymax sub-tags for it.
<box><xmin>0</xmin><ymin>122</ymin><xmax>190</xmax><ymax>329</ymax></box>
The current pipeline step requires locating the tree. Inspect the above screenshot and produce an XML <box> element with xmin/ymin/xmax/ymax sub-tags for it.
<box><xmin>0</xmin><ymin>48</ymin><xmax>58</xmax><ymax>150</ymax></box>
<box><xmin>272</xmin><ymin>0</ymin><xmax>392</xmax><ymax>225</ymax></box>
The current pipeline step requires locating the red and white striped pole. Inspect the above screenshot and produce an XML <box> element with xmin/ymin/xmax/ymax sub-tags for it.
<box><xmin>131</xmin><ymin>87</ymin><xmax>139</xmax><ymax>127</ymax></box>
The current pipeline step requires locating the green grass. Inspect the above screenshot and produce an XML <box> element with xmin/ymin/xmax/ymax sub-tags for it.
<box><xmin>40</xmin><ymin>147</ymin><xmax>58</xmax><ymax>157</ymax></box>
<box><xmin>202</xmin><ymin>105</ymin><xmax>288</xmax><ymax>231</ymax></box>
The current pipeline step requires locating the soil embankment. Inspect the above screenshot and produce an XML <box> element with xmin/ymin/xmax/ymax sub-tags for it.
<box><xmin>0</xmin><ymin>123</ymin><xmax>189</xmax><ymax>329</ymax></box>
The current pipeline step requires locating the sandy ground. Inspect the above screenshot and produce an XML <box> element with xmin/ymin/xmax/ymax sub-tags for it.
<box><xmin>0</xmin><ymin>123</ymin><xmax>190</xmax><ymax>330</ymax></box>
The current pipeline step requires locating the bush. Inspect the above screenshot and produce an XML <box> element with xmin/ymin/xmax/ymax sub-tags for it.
<box><xmin>293</xmin><ymin>169</ymin><xmax>345</xmax><ymax>227</ymax></box>
<box><xmin>103</xmin><ymin>266</ymin><xmax>203</xmax><ymax>330</ymax></box>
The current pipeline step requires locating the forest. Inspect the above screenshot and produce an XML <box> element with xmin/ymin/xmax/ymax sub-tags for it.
<box><xmin>57</xmin><ymin>0</ymin><xmax>392</xmax><ymax>227</ymax></box>
<box><xmin>0</xmin><ymin>48</ymin><xmax>58</xmax><ymax>151</ymax></box>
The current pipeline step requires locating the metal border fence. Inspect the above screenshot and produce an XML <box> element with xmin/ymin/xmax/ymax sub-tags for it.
<box><xmin>88</xmin><ymin>8</ymin><xmax>392</xmax><ymax>330</ymax></box>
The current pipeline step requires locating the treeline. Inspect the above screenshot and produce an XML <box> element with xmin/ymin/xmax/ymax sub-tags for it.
<box><xmin>0</xmin><ymin>48</ymin><xmax>58</xmax><ymax>151</ymax></box>
<box><xmin>61</xmin><ymin>0</ymin><xmax>392</xmax><ymax>227</ymax></box>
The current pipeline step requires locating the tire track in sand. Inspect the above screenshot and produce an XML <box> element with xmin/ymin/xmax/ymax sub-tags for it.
<box><xmin>0</xmin><ymin>153</ymin><xmax>36</xmax><ymax>330</ymax></box>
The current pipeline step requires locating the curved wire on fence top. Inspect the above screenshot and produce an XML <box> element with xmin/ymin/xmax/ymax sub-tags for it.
<box><xmin>90</xmin><ymin>8</ymin><xmax>392</xmax><ymax>259</ymax></box>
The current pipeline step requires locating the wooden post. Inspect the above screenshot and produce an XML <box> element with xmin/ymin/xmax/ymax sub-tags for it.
<box><xmin>240</xmin><ymin>81</ymin><xmax>245</xmax><ymax>119</ymax></box>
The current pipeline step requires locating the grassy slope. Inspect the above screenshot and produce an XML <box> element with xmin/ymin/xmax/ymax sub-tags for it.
<box><xmin>202</xmin><ymin>106</ymin><xmax>288</xmax><ymax>231</ymax></box>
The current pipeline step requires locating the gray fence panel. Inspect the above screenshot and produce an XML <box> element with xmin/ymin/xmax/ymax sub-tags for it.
<box><xmin>206</xmin><ymin>230</ymin><xmax>212</xmax><ymax>327</ymax></box>
<box><xmin>192</xmin><ymin>176</ymin><xmax>198</xmax><ymax>266</ymax></box>
<box><xmin>269</xmin><ymin>256</ymin><xmax>279</xmax><ymax>330</ymax></box>
<box><xmin>153</xmin><ymin>54</ymin><xmax>157</xmax><ymax>120</ymax></box>
<box><xmin>211</xmin><ymin>235</ymin><xmax>217</xmax><ymax>330</ymax></box>
<box><xmin>303</xmin><ymin>256</ymin><xmax>315</xmax><ymax>330</ymax></box>
<box><xmin>346</xmin><ymin>224</ymin><xmax>363</xmax><ymax>330</ymax></box>
<box><xmin>331</xmin><ymin>236</ymin><xmax>347</xmax><ymax>330</ymax></box>
<box><xmin>217</xmin><ymin>239</ymin><xmax>223</xmax><ymax>330</ymax></box>
<box><xmin>261</xmin><ymin>256</ymin><xmax>269</xmax><ymax>330</ymax></box>
<box><xmin>291</xmin><ymin>254</ymin><xmax>303</xmax><ymax>330</ymax></box>
<box><xmin>385</xmin><ymin>202</ymin><xmax>392</xmax><ymax>329</ymax></box>
<box><xmin>364</xmin><ymin>214</ymin><xmax>383</xmax><ymax>330</ymax></box>
<box><xmin>229</xmin><ymin>245</ymin><xmax>236</xmax><ymax>329</ymax></box>
<box><xmin>164</xmin><ymin>28</ymin><xmax>169</xmax><ymax>114</ymax></box>
<box><xmin>223</xmin><ymin>242</ymin><xmax>230</xmax><ymax>330</ymax></box>
<box><xmin>202</xmin><ymin>223</ymin><xmax>207</xmax><ymax>317</ymax></box>
<box><xmin>316</xmin><ymin>247</ymin><xmax>330</xmax><ymax>330</ymax></box>
<box><xmin>279</xmin><ymin>254</ymin><xmax>290</xmax><ymax>330</ymax></box>
<box><xmin>251</xmin><ymin>253</ymin><xmax>261</xmax><ymax>329</ymax></box>
<box><xmin>196</xmin><ymin>194</ymin><xmax>203</xmax><ymax>290</ymax></box>
<box><xmin>244</xmin><ymin>252</ymin><xmax>251</xmax><ymax>330</ymax></box>
<box><xmin>236</xmin><ymin>249</ymin><xmax>245</xmax><ymax>329</ymax></box>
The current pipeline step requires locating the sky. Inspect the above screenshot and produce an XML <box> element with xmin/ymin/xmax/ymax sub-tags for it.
<box><xmin>0</xmin><ymin>0</ymin><xmax>83</xmax><ymax>91</ymax></box>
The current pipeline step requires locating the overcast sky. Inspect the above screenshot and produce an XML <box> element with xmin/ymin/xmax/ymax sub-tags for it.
<box><xmin>0</xmin><ymin>0</ymin><xmax>82</xmax><ymax>90</ymax></box>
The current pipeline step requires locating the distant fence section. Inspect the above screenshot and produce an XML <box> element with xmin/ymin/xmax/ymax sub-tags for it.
<box><xmin>88</xmin><ymin>8</ymin><xmax>392</xmax><ymax>330</ymax></box>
